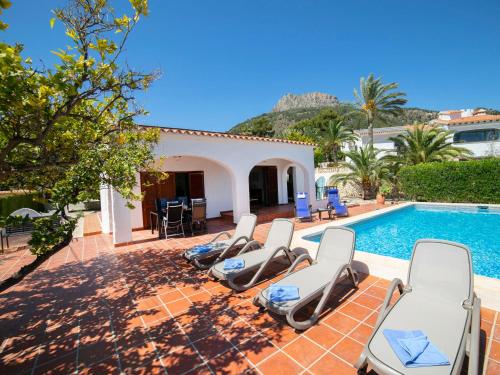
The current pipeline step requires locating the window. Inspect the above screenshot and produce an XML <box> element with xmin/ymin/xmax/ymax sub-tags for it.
<box><xmin>453</xmin><ymin>129</ymin><xmax>499</xmax><ymax>143</ymax></box>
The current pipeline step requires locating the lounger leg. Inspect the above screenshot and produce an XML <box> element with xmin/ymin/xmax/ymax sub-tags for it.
<box><xmin>252</xmin><ymin>295</ymin><xmax>265</xmax><ymax>311</ymax></box>
<box><xmin>347</xmin><ymin>266</ymin><xmax>359</xmax><ymax>287</ymax></box>
<box><xmin>286</xmin><ymin>264</ymin><xmax>354</xmax><ymax>331</ymax></box>
<box><xmin>193</xmin><ymin>257</ymin><xmax>212</xmax><ymax>270</ymax></box>
<box><xmin>468</xmin><ymin>295</ymin><xmax>481</xmax><ymax>375</ymax></box>
<box><xmin>354</xmin><ymin>351</ymin><xmax>369</xmax><ymax>373</ymax></box>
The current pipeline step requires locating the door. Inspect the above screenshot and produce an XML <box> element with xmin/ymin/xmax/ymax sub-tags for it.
<box><xmin>140</xmin><ymin>172</ymin><xmax>176</xmax><ymax>228</ymax></box>
<box><xmin>189</xmin><ymin>172</ymin><xmax>205</xmax><ymax>199</ymax></box>
<box><xmin>266</xmin><ymin>166</ymin><xmax>278</xmax><ymax>206</ymax></box>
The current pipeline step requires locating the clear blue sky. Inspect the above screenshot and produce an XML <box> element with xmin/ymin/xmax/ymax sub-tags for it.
<box><xmin>3</xmin><ymin>0</ymin><xmax>500</xmax><ymax>131</ymax></box>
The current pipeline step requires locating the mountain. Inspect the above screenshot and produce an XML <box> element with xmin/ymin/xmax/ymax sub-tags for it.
<box><xmin>273</xmin><ymin>92</ymin><xmax>339</xmax><ymax>112</ymax></box>
<box><xmin>229</xmin><ymin>92</ymin><xmax>439</xmax><ymax>137</ymax></box>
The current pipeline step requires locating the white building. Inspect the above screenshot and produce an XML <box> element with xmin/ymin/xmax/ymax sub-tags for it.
<box><xmin>100</xmin><ymin>127</ymin><xmax>321</xmax><ymax>245</ymax></box>
<box><xmin>356</xmin><ymin>110</ymin><xmax>500</xmax><ymax>157</ymax></box>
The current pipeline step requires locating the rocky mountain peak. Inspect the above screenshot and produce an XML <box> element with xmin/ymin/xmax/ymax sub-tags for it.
<box><xmin>272</xmin><ymin>92</ymin><xmax>339</xmax><ymax>112</ymax></box>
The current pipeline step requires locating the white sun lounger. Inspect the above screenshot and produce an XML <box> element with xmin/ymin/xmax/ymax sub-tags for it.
<box><xmin>253</xmin><ymin>226</ymin><xmax>358</xmax><ymax>330</ymax></box>
<box><xmin>208</xmin><ymin>218</ymin><xmax>295</xmax><ymax>292</ymax></box>
<box><xmin>183</xmin><ymin>213</ymin><xmax>257</xmax><ymax>269</ymax></box>
<box><xmin>355</xmin><ymin>239</ymin><xmax>481</xmax><ymax>375</ymax></box>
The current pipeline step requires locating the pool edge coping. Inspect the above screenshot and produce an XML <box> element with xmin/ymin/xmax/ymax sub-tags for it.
<box><xmin>291</xmin><ymin>201</ymin><xmax>500</xmax><ymax>311</ymax></box>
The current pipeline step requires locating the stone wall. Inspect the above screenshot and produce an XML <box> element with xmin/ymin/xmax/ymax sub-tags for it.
<box><xmin>315</xmin><ymin>167</ymin><xmax>363</xmax><ymax>198</ymax></box>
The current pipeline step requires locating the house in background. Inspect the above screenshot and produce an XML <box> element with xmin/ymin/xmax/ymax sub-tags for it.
<box><xmin>315</xmin><ymin>109</ymin><xmax>500</xmax><ymax>197</ymax></box>
<box><xmin>100</xmin><ymin>127</ymin><xmax>320</xmax><ymax>245</ymax></box>
<box><xmin>355</xmin><ymin>109</ymin><xmax>500</xmax><ymax>157</ymax></box>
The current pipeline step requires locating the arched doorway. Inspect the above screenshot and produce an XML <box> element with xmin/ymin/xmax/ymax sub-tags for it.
<box><xmin>286</xmin><ymin>166</ymin><xmax>295</xmax><ymax>203</ymax></box>
<box><xmin>247</xmin><ymin>158</ymin><xmax>311</xmax><ymax>218</ymax></box>
<box><xmin>248</xmin><ymin>165</ymin><xmax>278</xmax><ymax>210</ymax></box>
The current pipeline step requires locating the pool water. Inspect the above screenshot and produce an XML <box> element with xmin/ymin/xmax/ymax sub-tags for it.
<box><xmin>303</xmin><ymin>204</ymin><xmax>500</xmax><ymax>279</ymax></box>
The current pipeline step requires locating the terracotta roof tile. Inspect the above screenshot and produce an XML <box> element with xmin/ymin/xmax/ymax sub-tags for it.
<box><xmin>139</xmin><ymin>125</ymin><xmax>316</xmax><ymax>146</ymax></box>
<box><xmin>435</xmin><ymin>115</ymin><xmax>500</xmax><ymax>125</ymax></box>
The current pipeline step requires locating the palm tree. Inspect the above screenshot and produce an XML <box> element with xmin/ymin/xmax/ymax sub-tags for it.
<box><xmin>320</xmin><ymin>118</ymin><xmax>358</xmax><ymax>164</ymax></box>
<box><xmin>354</xmin><ymin>74</ymin><xmax>407</xmax><ymax>146</ymax></box>
<box><xmin>386</xmin><ymin>124</ymin><xmax>472</xmax><ymax>165</ymax></box>
<box><xmin>330</xmin><ymin>145</ymin><xmax>388</xmax><ymax>199</ymax></box>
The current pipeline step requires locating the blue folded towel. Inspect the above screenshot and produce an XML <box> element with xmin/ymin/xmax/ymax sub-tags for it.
<box><xmin>190</xmin><ymin>244</ymin><xmax>214</xmax><ymax>254</ymax></box>
<box><xmin>383</xmin><ymin>329</ymin><xmax>450</xmax><ymax>368</ymax></box>
<box><xmin>223</xmin><ymin>258</ymin><xmax>245</xmax><ymax>270</ymax></box>
<box><xmin>268</xmin><ymin>285</ymin><xmax>300</xmax><ymax>302</ymax></box>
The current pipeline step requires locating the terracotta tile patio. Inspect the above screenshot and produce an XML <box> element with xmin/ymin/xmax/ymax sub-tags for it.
<box><xmin>0</xmin><ymin>205</ymin><xmax>498</xmax><ymax>374</ymax></box>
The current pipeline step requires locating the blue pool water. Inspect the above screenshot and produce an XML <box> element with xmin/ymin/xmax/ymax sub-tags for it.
<box><xmin>304</xmin><ymin>204</ymin><xmax>500</xmax><ymax>279</ymax></box>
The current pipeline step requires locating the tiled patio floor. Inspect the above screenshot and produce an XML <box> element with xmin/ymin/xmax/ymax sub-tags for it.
<box><xmin>0</xmin><ymin>206</ymin><xmax>498</xmax><ymax>374</ymax></box>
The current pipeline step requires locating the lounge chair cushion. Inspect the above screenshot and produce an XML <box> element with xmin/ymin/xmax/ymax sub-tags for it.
<box><xmin>368</xmin><ymin>292</ymin><xmax>468</xmax><ymax>374</ymax></box>
<box><xmin>184</xmin><ymin>239</ymin><xmax>232</xmax><ymax>260</ymax></box>
<box><xmin>260</xmin><ymin>263</ymin><xmax>340</xmax><ymax>311</ymax></box>
<box><xmin>211</xmin><ymin>247</ymin><xmax>290</xmax><ymax>280</ymax></box>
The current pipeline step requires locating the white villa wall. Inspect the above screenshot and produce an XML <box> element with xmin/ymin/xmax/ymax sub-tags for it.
<box><xmin>103</xmin><ymin>130</ymin><xmax>317</xmax><ymax>244</ymax></box>
<box><xmin>461</xmin><ymin>141</ymin><xmax>499</xmax><ymax>157</ymax></box>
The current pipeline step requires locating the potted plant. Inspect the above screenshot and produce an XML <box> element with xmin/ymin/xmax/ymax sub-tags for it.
<box><xmin>377</xmin><ymin>182</ymin><xmax>392</xmax><ymax>204</ymax></box>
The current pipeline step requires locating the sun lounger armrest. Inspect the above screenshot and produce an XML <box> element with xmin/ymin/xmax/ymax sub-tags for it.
<box><xmin>467</xmin><ymin>295</ymin><xmax>481</xmax><ymax>375</ymax></box>
<box><xmin>375</xmin><ymin>278</ymin><xmax>404</xmax><ymax>328</ymax></box>
<box><xmin>237</xmin><ymin>240</ymin><xmax>261</xmax><ymax>255</ymax></box>
<box><xmin>218</xmin><ymin>236</ymin><xmax>251</xmax><ymax>258</ymax></box>
<box><xmin>285</xmin><ymin>252</ymin><xmax>314</xmax><ymax>276</ymax></box>
<box><xmin>258</xmin><ymin>246</ymin><xmax>294</xmax><ymax>268</ymax></box>
<box><xmin>210</xmin><ymin>231</ymin><xmax>231</xmax><ymax>243</ymax></box>
<box><xmin>233</xmin><ymin>245</ymin><xmax>293</xmax><ymax>292</ymax></box>
<box><xmin>289</xmin><ymin>262</ymin><xmax>356</xmax><ymax>331</ymax></box>
<box><xmin>270</xmin><ymin>245</ymin><xmax>294</xmax><ymax>264</ymax></box>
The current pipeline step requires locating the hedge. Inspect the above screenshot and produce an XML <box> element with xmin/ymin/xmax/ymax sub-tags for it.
<box><xmin>399</xmin><ymin>158</ymin><xmax>500</xmax><ymax>204</ymax></box>
<box><xmin>0</xmin><ymin>193</ymin><xmax>45</xmax><ymax>217</ymax></box>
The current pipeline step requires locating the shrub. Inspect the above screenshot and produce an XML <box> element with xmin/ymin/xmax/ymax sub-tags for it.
<box><xmin>399</xmin><ymin>158</ymin><xmax>500</xmax><ymax>204</ymax></box>
<box><xmin>0</xmin><ymin>193</ymin><xmax>45</xmax><ymax>217</ymax></box>
<box><xmin>28</xmin><ymin>216</ymin><xmax>76</xmax><ymax>256</ymax></box>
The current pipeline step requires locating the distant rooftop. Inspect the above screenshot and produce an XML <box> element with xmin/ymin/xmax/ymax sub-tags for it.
<box><xmin>435</xmin><ymin>108</ymin><xmax>500</xmax><ymax>125</ymax></box>
<box><xmin>435</xmin><ymin>114</ymin><xmax>500</xmax><ymax>125</ymax></box>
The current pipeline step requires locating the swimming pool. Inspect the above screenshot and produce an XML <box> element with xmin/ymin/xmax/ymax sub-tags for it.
<box><xmin>303</xmin><ymin>204</ymin><xmax>500</xmax><ymax>279</ymax></box>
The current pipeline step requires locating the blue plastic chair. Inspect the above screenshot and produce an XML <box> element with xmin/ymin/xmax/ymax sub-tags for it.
<box><xmin>295</xmin><ymin>192</ymin><xmax>312</xmax><ymax>221</ymax></box>
<box><xmin>328</xmin><ymin>188</ymin><xmax>349</xmax><ymax>217</ymax></box>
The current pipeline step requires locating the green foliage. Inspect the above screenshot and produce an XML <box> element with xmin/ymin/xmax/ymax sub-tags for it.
<box><xmin>319</xmin><ymin>118</ymin><xmax>358</xmax><ymax>163</ymax></box>
<box><xmin>0</xmin><ymin>193</ymin><xmax>45</xmax><ymax>217</ymax></box>
<box><xmin>283</xmin><ymin>109</ymin><xmax>358</xmax><ymax>164</ymax></box>
<box><xmin>282</xmin><ymin>130</ymin><xmax>325</xmax><ymax>166</ymax></box>
<box><xmin>354</xmin><ymin>74</ymin><xmax>407</xmax><ymax>145</ymax></box>
<box><xmin>331</xmin><ymin>146</ymin><xmax>389</xmax><ymax>199</ymax></box>
<box><xmin>229</xmin><ymin>103</ymin><xmax>437</xmax><ymax>137</ymax></box>
<box><xmin>291</xmin><ymin>108</ymin><xmax>341</xmax><ymax>136</ymax></box>
<box><xmin>399</xmin><ymin>159</ymin><xmax>500</xmax><ymax>203</ymax></box>
<box><xmin>0</xmin><ymin>0</ymin><xmax>158</xmax><ymax>255</ymax></box>
<box><xmin>235</xmin><ymin>117</ymin><xmax>274</xmax><ymax>137</ymax></box>
<box><xmin>0</xmin><ymin>212</ymin><xmax>32</xmax><ymax>228</ymax></box>
<box><xmin>378</xmin><ymin>181</ymin><xmax>392</xmax><ymax>196</ymax></box>
<box><xmin>28</xmin><ymin>216</ymin><xmax>77</xmax><ymax>256</ymax></box>
<box><xmin>0</xmin><ymin>0</ymin><xmax>11</xmax><ymax>30</ymax></box>
<box><xmin>385</xmin><ymin>125</ymin><xmax>472</xmax><ymax>165</ymax></box>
